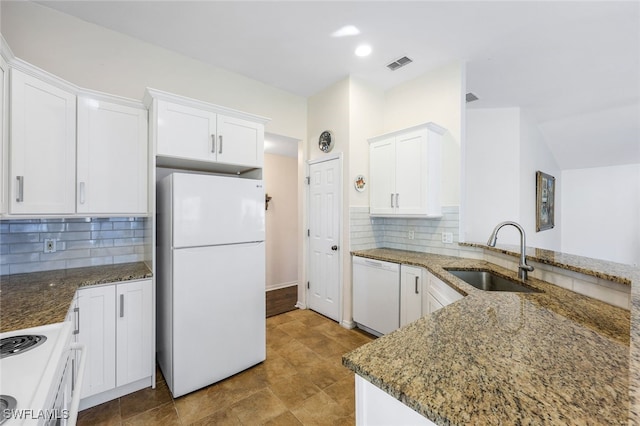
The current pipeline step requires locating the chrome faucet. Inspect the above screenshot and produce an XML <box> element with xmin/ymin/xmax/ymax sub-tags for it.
<box><xmin>487</xmin><ymin>221</ymin><xmax>534</xmax><ymax>280</ymax></box>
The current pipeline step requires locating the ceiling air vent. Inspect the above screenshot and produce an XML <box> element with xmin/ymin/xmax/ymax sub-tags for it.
<box><xmin>466</xmin><ymin>92</ymin><xmax>479</xmax><ymax>103</ymax></box>
<box><xmin>387</xmin><ymin>56</ymin><xmax>413</xmax><ymax>71</ymax></box>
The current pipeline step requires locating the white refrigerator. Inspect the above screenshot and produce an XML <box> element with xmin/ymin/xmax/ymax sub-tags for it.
<box><xmin>156</xmin><ymin>172</ymin><xmax>266</xmax><ymax>398</ymax></box>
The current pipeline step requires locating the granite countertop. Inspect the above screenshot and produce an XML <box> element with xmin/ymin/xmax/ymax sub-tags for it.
<box><xmin>0</xmin><ymin>262</ymin><xmax>152</xmax><ymax>333</ymax></box>
<box><xmin>344</xmin><ymin>248</ymin><xmax>635</xmax><ymax>425</ymax></box>
<box><xmin>461</xmin><ymin>242</ymin><xmax>636</xmax><ymax>285</ymax></box>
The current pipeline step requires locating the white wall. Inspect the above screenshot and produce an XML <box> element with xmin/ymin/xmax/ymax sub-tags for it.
<box><xmin>463</xmin><ymin>107</ymin><xmax>561</xmax><ymax>250</ymax></box>
<box><xmin>518</xmin><ymin>109</ymin><xmax>561</xmax><ymax>249</ymax></box>
<box><xmin>561</xmin><ymin>164</ymin><xmax>640</xmax><ymax>266</ymax></box>
<box><xmin>264</xmin><ymin>154</ymin><xmax>299</xmax><ymax>290</ymax></box>
<box><xmin>349</xmin><ymin>78</ymin><xmax>385</xmax><ymax>208</ymax></box>
<box><xmin>0</xmin><ymin>1</ymin><xmax>306</xmax><ymax>139</ymax></box>
<box><xmin>464</xmin><ymin>108</ymin><xmax>521</xmax><ymax>244</ymax></box>
<box><xmin>384</xmin><ymin>61</ymin><xmax>464</xmax><ymax>206</ymax></box>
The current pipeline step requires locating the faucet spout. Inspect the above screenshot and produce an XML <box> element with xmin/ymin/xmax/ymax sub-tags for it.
<box><xmin>487</xmin><ymin>221</ymin><xmax>534</xmax><ymax>280</ymax></box>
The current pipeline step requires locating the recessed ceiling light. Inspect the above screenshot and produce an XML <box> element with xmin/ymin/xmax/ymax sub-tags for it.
<box><xmin>332</xmin><ymin>25</ymin><xmax>360</xmax><ymax>38</ymax></box>
<box><xmin>355</xmin><ymin>45</ymin><xmax>372</xmax><ymax>57</ymax></box>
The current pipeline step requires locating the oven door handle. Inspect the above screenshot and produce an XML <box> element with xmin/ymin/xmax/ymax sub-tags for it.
<box><xmin>68</xmin><ymin>342</ymin><xmax>87</xmax><ymax>426</ymax></box>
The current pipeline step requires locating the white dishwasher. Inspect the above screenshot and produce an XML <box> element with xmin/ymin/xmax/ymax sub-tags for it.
<box><xmin>352</xmin><ymin>256</ymin><xmax>400</xmax><ymax>336</ymax></box>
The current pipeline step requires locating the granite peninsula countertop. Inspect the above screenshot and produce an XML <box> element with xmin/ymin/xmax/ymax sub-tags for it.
<box><xmin>0</xmin><ymin>262</ymin><xmax>152</xmax><ymax>333</ymax></box>
<box><xmin>344</xmin><ymin>248</ymin><xmax>636</xmax><ymax>425</ymax></box>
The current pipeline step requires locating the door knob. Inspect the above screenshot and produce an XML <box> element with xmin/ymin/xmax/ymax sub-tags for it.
<box><xmin>331</xmin><ymin>245</ymin><xmax>338</xmax><ymax>251</ymax></box>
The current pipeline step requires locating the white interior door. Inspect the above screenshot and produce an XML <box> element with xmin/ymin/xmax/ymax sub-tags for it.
<box><xmin>308</xmin><ymin>158</ymin><xmax>341</xmax><ymax>321</ymax></box>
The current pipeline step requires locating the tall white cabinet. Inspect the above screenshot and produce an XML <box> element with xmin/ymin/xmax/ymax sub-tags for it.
<box><xmin>10</xmin><ymin>68</ymin><xmax>76</xmax><ymax>214</ymax></box>
<box><xmin>369</xmin><ymin>123</ymin><xmax>446</xmax><ymax>217</ymax></box>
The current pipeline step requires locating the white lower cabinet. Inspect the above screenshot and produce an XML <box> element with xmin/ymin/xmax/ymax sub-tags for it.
<box><xmin>399</xmin><ymin>266</ymin><xmax>464</xmax><ymax>319</ymax></box>
<box><xmin>76</xmin><ymin>279</ymin><xmax>152</xmax><ymax>409</ymax></box>
<box><xmin>355</xmin><ymin>375</ymin><xmax>435</xmax><ymax>426</ymax></box>
<box><xmin>425</xmin><ymin>272</ymin><xmax>464</xmax><ymax>314</ymax></box>
<box><xmin>400</xmin><ymin>265</ymin><xmax>423</xmax><ymax>326</ymax></box>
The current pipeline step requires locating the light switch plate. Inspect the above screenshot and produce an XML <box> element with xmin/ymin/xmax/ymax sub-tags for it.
<box><xmin>441</xmin><ymin>232</ymin><xmax>453</xmax><ymax>244</ymax></box>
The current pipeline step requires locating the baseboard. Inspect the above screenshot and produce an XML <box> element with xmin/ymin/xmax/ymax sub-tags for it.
<box><xmin>266</xmin><ymin>281</ymin><xmax>298</xmax><ymax>292</ymax></box>
<box><xmin>353</xmin><ymin>322</ymin><xmax>382</xmax><ymax>337</ymax></box>
<box><xmin>341</xmin><ymin>319</ymin><xmax>356</xmax><ymax>329</ymax></box>
<box><xmin>79</xmin><ymin>376</ymin><xmax>152</xmax><ymax>411</ymax></box>
<box><xmin>295</xmin><ymin>301</ymin><xmax>307</xmax><ymax>309</ymax></box>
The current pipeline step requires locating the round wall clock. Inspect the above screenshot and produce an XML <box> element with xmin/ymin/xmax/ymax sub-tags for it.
<box><xmin>318</xmin><ymin>130</ymin><xmax>334</xmax><ymax>153</ymax></box>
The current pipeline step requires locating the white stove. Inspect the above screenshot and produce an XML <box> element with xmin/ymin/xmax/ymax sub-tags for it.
<box><xmin>0</xmin><ymin>322</ymin><xmax>85</xmax><ymax>426</ymax></box>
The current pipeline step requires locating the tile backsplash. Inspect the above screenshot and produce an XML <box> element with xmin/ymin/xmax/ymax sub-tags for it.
<box><xmin>350</xmin><ymin>206</ymin><xmax>460</xmax><ymax>255</ymax></box>
<box><xmin>0</xmin><ymin>217</ymin><xmax>150</xmax><ymax>275</ymax></box>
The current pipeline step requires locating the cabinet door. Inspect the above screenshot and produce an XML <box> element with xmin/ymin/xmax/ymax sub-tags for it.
<box><xmin>10</xmin><ymin>69</ymin><xmax>76</xmax><ymax>214</ymax></box>
<box><xmin>156</xmin><ymin>100</ymin><xmax>217</xmax><ymax>161</ymax></box>
<box><xmin>216</xmin><ymin>114</ymin><xmax>264</xmax><ymax>167</ymax></box>
<box><xmin>77</xmin><ymin>97</ymin><xmax>148</xmax><ymax>214</ymax></box>
<box><xmin>395</xmin><ymin>129</ymin><xmax>427</xmax><ymax>215</ymax></box>
<box><xmin>0</xmin><ymin>56</ymin><xmax>7</xmax><ymax>214</ymax></box>
<box><xmin>424</xmin><ymin>292</ymin><xmax>445</xmax><ymax>315</ymax></box>
<box><xmin>77</xmin><ymin>285</ymin><xmax>117</xmax><ymax>398</ymax></box>
<box><xmin>428</xmin><ymin>273</ymin><xmax>463</xmax><ymax>312</ymax></box>
<box><xmin>369</xmin><ymin>137</ymin><xmax>396</xmax><ymax>215</ymax></box>
<box><xmin>400</xmin><ymin>265</ymin><xmax>423</xmax><ymax>326</ymax></box>
<box><xmin>116</xmin><ymin>279</ymin><xmax>152</xmax><ymax>387</ymax></box>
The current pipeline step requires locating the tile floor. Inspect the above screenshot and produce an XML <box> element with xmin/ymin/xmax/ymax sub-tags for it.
<box><xmin>77</xmin><ymin>309</ymin><xmax>375</xmax><ymax>425</ymax></box>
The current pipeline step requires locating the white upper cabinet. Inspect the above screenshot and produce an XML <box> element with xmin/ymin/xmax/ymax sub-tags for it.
<box><xmin>369</xmin><ymin>136</ymin><xmax>396</xmax><ymax>216</ymax></box>
<box><xmin>156</xmin><ymin>100</ymin><xmax>217</xmax><ymax>162</ymax></box>
<box><xmin>216</xmin><ymin>114</ymin><xmax>264</xmax><ymax>167</ymax></box>
<box><xmin>10</xmin><ymin>68</ymin><xmax>76</xmax><ymax>214</ymax></box>
<box><xmin>77</xmin><ymin>96</ymin><xmax>148</xmax><ymax>215</ymax></box>
<box><xmin>369</xmin><ymin>123</ymin><xmax>446</xmax><ymax>218</ymax></box>
<box><xmin>146</xmin><ymin>89</ymin><xmax>268</xmax><ymax>174</ymax></box>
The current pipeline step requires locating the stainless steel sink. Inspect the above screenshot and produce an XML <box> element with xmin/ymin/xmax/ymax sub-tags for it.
<box><xmin>446</xmin><ymin>269</ymin><xmax>541</xmax><ymax>293</ymax></box>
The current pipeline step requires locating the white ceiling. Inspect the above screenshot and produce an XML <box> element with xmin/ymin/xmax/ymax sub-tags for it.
<box><xmin>36</xmin><ymin>0</ymin><xmax>640</xmax><ymax>169</ymax></box>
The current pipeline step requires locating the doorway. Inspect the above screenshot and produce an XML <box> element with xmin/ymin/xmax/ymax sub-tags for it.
<box><xmin>307</xmin><ymin>156</ymin><xmax>342</xmax><ymax>322</ymax></box>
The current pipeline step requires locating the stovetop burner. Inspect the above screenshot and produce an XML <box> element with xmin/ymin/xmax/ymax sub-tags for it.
<box><xmin>0</xmin><ymin>395</ymin><xmax>17</xmax><ymax>425</ymax></box>
<box><xmin>0</xmin><ymin>335</ymin><xmax>47</xmax><ymax>358</ymax></box>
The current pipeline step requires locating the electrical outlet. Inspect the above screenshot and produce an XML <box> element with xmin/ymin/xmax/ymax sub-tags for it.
<box><xmin>408</xmin><ymin>230</ymin><xmax>415</xmax><ymax>240</ymax></box>
<box><xmin>44</xmin><ymin>239</ymin><xmax>57</xmax><ymax>253</ymax></box>
<box><xmin>441</xmin><ymin>232</ymin><xmax>453</xmax><ymax>244</ymax></box>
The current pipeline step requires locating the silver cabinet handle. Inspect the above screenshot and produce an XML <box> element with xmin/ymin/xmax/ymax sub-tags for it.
<box><xmin>79</xmin><ymin>182</ymin><xmax>86</xmax><ymax>204</ymax></box>
<box><xmin>415</xmin><ymin>276</ymin><xmax>419</xmax><ymax>294</ymax></box>
<box><xmin>396</xmin><ymin>193</ymin><xmax>400</xmax><ymax>208</ymax></box>
<box><xmin>16</xmin><ymin>176</ymin><xmax>24</xmax><ymax>202</ymax></box>
<box><xmin>71</xmin><ymin>358</ymin><xmax>75</xmax><ymax>392</ymax></box>
<box><xmin>390</xmin><ymin>193</ymin><xmax>394</xmax><ymax>208</ymax></box>
<box><xmin>218</xmin><ymin>135</ymin><xmax>223</xmax><ymax>154</ymax></box>
<box><xmin>73</xmin><ymin>307</ymin><xmax>80</xmax><ymax>335</ymax></box>
<box><xmin>120</xmin><ymin>294</ymin><xmax>124</xmax><ymax>318</ymax></box>
<box><xmin>211</xmin><ymin>134</ymin><xmax>216</xmax><ymax>153</ymax></box>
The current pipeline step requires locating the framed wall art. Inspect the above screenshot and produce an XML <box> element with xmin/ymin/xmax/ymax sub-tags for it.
<box><xmin>536</xmin><ymin>171</ymin><xmax>555</xmax><ymax>231</ymax></box>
